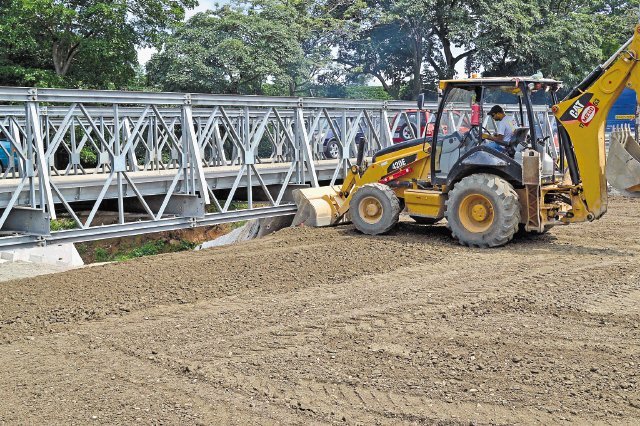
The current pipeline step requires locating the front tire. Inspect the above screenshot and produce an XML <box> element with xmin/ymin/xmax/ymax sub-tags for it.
<box><xmin>351</xmin><ymin>183</ymin><xmax>401</xmax><ymax>235</ymax></box>
<box><xmin>445</xmin><ymin>174</ymin><xmax>520</xmax><ymax>247</ymax></box>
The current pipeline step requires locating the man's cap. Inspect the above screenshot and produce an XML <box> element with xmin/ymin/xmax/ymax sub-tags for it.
<box><xmin>488</xmin><ymin>105</ymin><xmax>504</xmax><ymax>115</ymax></box>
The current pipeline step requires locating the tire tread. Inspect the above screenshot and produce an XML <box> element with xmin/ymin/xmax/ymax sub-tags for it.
<box><xmin>445</xmin><ymin>173</ymin><xmax>520</xmax><ymax>248</ymax></box>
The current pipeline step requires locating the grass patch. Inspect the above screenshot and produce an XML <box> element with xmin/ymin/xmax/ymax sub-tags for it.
<box><xmin>76</xmin><ymin>213</ymin><xmax>256</xmax><ymax>264</ymax></box>
<box><xmin>50</xmin><ymin>218</ymin><xmax>77</xmax><ymax>231</ymax></box>
<box><xmin>86</xmin><ymin>239</ymin><xmax>197</xmax><ymax>263</ymax></box>
<box><xmin>228</xmin><ymin>220</ymin><xmax>247</xmax><ymax>230</ymax></box>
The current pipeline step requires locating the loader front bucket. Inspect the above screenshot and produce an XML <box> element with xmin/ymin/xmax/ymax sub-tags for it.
<box><xmin>606</xmin><ymin>125</ymin><xmax>640</xmax><ymax>196</ymax></box>
<box><xmin>291</xmin><ymin>186</ymin><xmax>344</xmax><ymax>227</ymax></box>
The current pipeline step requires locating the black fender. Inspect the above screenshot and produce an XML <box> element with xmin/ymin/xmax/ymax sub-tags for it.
<box><xmin>446</xmin><ymin>146</ymin><xmax>523</xmax><ymax>188</ymax></box>
<box><xmin>372</xmin><ymin>138</ymin><xmax>429</xmax><ymax>162</ymax></box>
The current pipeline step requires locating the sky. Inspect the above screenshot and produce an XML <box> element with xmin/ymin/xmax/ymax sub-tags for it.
<box><xmin>136</xmin><ymin>0</ymin><xmax>221</xmax><ymax>64</ymax></box>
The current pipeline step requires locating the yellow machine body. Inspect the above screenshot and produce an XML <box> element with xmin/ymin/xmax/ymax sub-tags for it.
<box><xmin>292</xmin><ymin>24</ymin><xmax>640</xmax><ymax>246</ymax></box>
<box><xmin>291</xmin><ymin>142</ymin><xmax>436</xmax><ymax>226</ymax></box>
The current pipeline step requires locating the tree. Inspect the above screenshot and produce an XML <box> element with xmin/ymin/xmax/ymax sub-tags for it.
<box><xmin>476</xmin><ymin>1</ymin><xmax>640</xmax><ymax>87</ymax></box>
<box><xmin>336</xmin><ymin>20</ymin><xmax>414</xmax><ymax>99</ymax></box>
<box><xmin>327</xmin><ymin>0</ymin><xmax>485</xmax><ymax>99</ymax></box>
<box><xmin>0</xmin><ymin>0</ymin><xmax>196</xmax><ymax>88</ymax></box>
<box><xmin>147</xmin><ymin>1</ymin><xmax>330</xmax><ymax>95</ymax></box>
<box><xmin>254</xmin><ymin>0</ymin><xmax>337</xmax><ymax>96</ymax></box>
<box><xmin>326</xmin><ymin>0</ymin><xmax>640</xmax><ymax>99</ymax></box>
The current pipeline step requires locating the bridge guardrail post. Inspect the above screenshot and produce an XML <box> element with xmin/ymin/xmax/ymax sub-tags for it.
<box><xmin>0</xmin><ymin>90</ymin><xmax>53</xmax><ymax>236</ymax></box>
<box><xmin>380</xmin><ymin>102</ymin><xmax>392</xmax><ymax>149</ymax></box>
<box><xmin>182</xmin><ymin>97</ymin><xmax>210</xmax><ymax>207</ymax></box>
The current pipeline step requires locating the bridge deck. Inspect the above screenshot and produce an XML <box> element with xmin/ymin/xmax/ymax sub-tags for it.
<box><xmin>0</xmin><ymin>160</ymin><xmax>342</xmax><ymax>208</ymax></box>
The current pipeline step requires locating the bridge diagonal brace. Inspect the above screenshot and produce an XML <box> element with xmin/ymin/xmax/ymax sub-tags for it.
<box><xmin>222</xmin><ymin>165</ymin><xmax>247</xmax><ymax>212</ymax></box>
<box><xmin>0</xmin><ymin>176</ymin><xmax>28</xmax><ymax>230</ymax></box>
<box><xmin>249</xmin><ymin>165</ymin><xmax>275</xmax><ymax>206</ymax></box>
<box><xmin>219</xmin><ymin>107</ymin><xmax>247</xmax><ymax>156</ymax></box>
<box><xmin>78</xmin><ymin>103</ymin><xmax>116</xmax><ymax>158</ymax></box>
<box><xmin>249</xmin><ymin>107</ymin><xmax>273</xmax><ymax>153</ymax></box>
<box><xmin>156</xmin><ymin>168</ymin><xmax>185</xmax><ymax>219</ymax></box>
<box><xmin>122</xmin><ymin>172</ymin><xmax>156</xmax><ymax>221</ymax></box>
<box><xmin>363</xmin><ymin>110</ymin><xmax>383</xmax><ymax>151</ymax></box>
<box><xmin>49</xmin><ymin>181</ymin><xmax>85</xmax><ymax>229</ymax></box>
<box><xmin>206</xmin><ymin>186</ymin><xmax>223</xmax><ymax>212</ymax></box>
<box><xmin>84</xmin><ymin>171</ymin><xmax>116</xmax><ymax>228</ymax></box>
<box><xmin>275</xmin><ymin>161</ymin><xmax>298</xmax><ymax>205</ymax></box>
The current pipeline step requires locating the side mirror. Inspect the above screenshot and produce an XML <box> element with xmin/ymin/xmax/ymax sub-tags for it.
<box><xmin>417</xmin><ymin>93</ymin><xmax>425</xmax><ymax>110</ymax></box>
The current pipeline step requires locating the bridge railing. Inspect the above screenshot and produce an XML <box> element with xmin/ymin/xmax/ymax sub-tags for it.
<box><xmin>0</xmin><ymin>87</ymin><xmax>422</xmax><ymax>247</ymax></box>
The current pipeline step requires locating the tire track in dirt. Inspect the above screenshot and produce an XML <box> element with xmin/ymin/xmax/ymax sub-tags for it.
<box><xmin>55</xmin><ymin>244</ymin><xmax>638</xmax><ymax>424</ymax></box>
<box><xmin>0</xmin><ymin>196</ymin><xmax>639</xmax><ymax>424</ymax></box>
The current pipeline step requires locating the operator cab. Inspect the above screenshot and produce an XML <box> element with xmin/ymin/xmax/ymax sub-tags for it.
<box><xmin>422</xmin><ymin>77</ymin><xmax>562</xmax><ymax>187</ymax></box>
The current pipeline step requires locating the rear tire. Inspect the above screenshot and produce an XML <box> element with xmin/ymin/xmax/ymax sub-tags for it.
<box><xmin>445</xmin><ymin>173</ymin><xmax>520</xmax><ymax>247</ymax></box>
<box><xmin>410</xmin><ymin>215</ymin><xmax>441</xmax><ymax>225</ymax></box>
<box><xmin>351</xmin><ymin>183</ymin><xmax>401</xmax><ymax>235</ymax></box>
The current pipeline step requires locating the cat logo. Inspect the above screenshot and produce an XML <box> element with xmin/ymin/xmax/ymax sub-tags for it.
<box><xmin>560</xmin><ymin>93</ymin><xmax>595</xmax><ymax>124</ymax></box>
<box><xmin>569</xmin><ymin>100</ymin><xmax>584</xmax><ymax>119</ymax></box>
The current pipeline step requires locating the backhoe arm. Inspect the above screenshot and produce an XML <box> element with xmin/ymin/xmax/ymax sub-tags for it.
<box><xmin>554</xmin><ymin>25</ymin><xmax>640</xmax><ymax>219</ymax></box>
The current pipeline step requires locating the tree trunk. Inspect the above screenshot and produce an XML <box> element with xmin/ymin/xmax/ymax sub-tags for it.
<box><xmin>52</xmin><ymin>41</ymin><xmax>79</xmax><ymax>76</ymax></box>
<box><xmin>441</xmin><ymin>36</ymin><xmax>455</xmax><ymax>79</ymax></box>
<box><xmin>372</xmin><ymin>73</ymin><xmax>393</xmax><ymax>97</ymax></box>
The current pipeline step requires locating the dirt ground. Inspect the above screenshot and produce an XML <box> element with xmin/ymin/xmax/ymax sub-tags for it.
<box><xmin>0</xmin><ymin>196</ymin><xmax>639</xmax><ymax>425</ymax></box>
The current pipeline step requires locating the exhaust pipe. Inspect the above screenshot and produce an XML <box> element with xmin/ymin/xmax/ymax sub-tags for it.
<box><xmin>356</xmin><ymin>136</ymin><xmax>366</xmax><ymax>170</ymax></box>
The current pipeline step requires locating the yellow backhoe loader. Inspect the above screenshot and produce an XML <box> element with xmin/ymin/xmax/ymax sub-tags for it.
<box><xmin>293</xmin><ymin>25</ymin><xmax>640</xmax><ymax>247</ymax></box>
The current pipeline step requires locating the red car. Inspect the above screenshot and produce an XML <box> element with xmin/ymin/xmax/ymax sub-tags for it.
<box><xmin>391</xmin><ymin>110</ymin><xmax>435</xmax><ymax>143</ymax></box>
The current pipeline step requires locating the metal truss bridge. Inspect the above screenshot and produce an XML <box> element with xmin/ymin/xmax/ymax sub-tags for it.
<box><xmin>0</xmin><ymin>87</ymin><xmax>552</xmax><ymax>249</ymax></box>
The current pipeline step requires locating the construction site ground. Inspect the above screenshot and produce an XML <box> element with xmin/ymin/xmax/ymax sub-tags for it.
<box><xmin>1</xmin><ymin>196</ymin><xmax>639</xmax><ymax>425</ymax></box>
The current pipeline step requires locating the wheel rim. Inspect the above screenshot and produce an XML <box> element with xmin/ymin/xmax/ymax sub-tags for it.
<box><xmin>402</xmin><ymin>126</ymin><xmax>412</xmax><ymax>139</ymax></box>
<box><xmin>329</xmin><ymin>143</ymin><xmax>340</xmax><ymax>158</ymax></box>
<box><xmin>358</xmin><ymin>196</ymin><xmax>384</xmax><ymax>224</ymax></box>
<box><xmin>458</xmin><ymin>193</ymin><xmax>495</xmax><ymax>233</ymax></box>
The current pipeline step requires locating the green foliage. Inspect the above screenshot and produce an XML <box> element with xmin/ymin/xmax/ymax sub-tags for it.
<box><xmin>227</xmin><ymin>220</ymin><xmax>248</xmax><ymax>230</ymax></box>
<box><xmin>345</xmin><ymin>86</ymin><xmax>392</xmax><ymax>100</ymax></box>
<box><xmin>50</xmin><ymin>217</ymin><xmax>77</xmax><ymax>231</ymax></box>
<box><xmin>90</xmin><ymin>239</ymin><xmax>196</xmax><ymax>262</ymax></box>
<box><xmin>325</xmin><ymin>0</ymin><xmax>640</xmax><ymax>98</ymax></box>
<box><xmin>474</xmin><ymin>1</ymin><xmax>634</xmax><ymax>87</ymax></box>
<box><xmin>79</xmin><ymin>147</ymin><xmax>98</xmax><ymax>167</ymax></box>
<box><xmin>113</xmin><ymin>241</ymin><xmax>162</xmax><ymax>261</ymax></box>
<box><xmin>147</xmin><ymin>0</ymin><xmax>334</xmax><ymax>95</ymax></box>
<box><xmin>94</xmin><ymin>247</ymin><xmax>110</xmax><ymax>262</ymax></box>
<box><xmin>0</xmin><ymin>0</ymin><xmax>196</xmax><ymax>88</ymax></box>
<box><xmin>1</xmin><ymin>0</ymin><xmax>636</xmax><ymax>100</ymax></box>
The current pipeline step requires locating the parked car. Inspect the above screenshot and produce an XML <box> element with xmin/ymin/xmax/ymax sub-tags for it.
<box><xmin>391</xmin><ymin>110</ymin><xmax>436</xmax><ymax>143</ymax></box>
<box><xmin>0</xmin><ymin>139</ymin><xmax>16</xmax><ymax>172</ymax></box>
<box><xmin>322</xmin><ymin>121</ymin><xmax>366</xmax><ymax>159</ymax></box>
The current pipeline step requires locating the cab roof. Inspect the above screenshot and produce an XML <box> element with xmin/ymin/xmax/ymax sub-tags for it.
<box><xmin>439</xmin><ymin>77</ymin><xmax>562</xmax><ymax>90</ymax></box>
